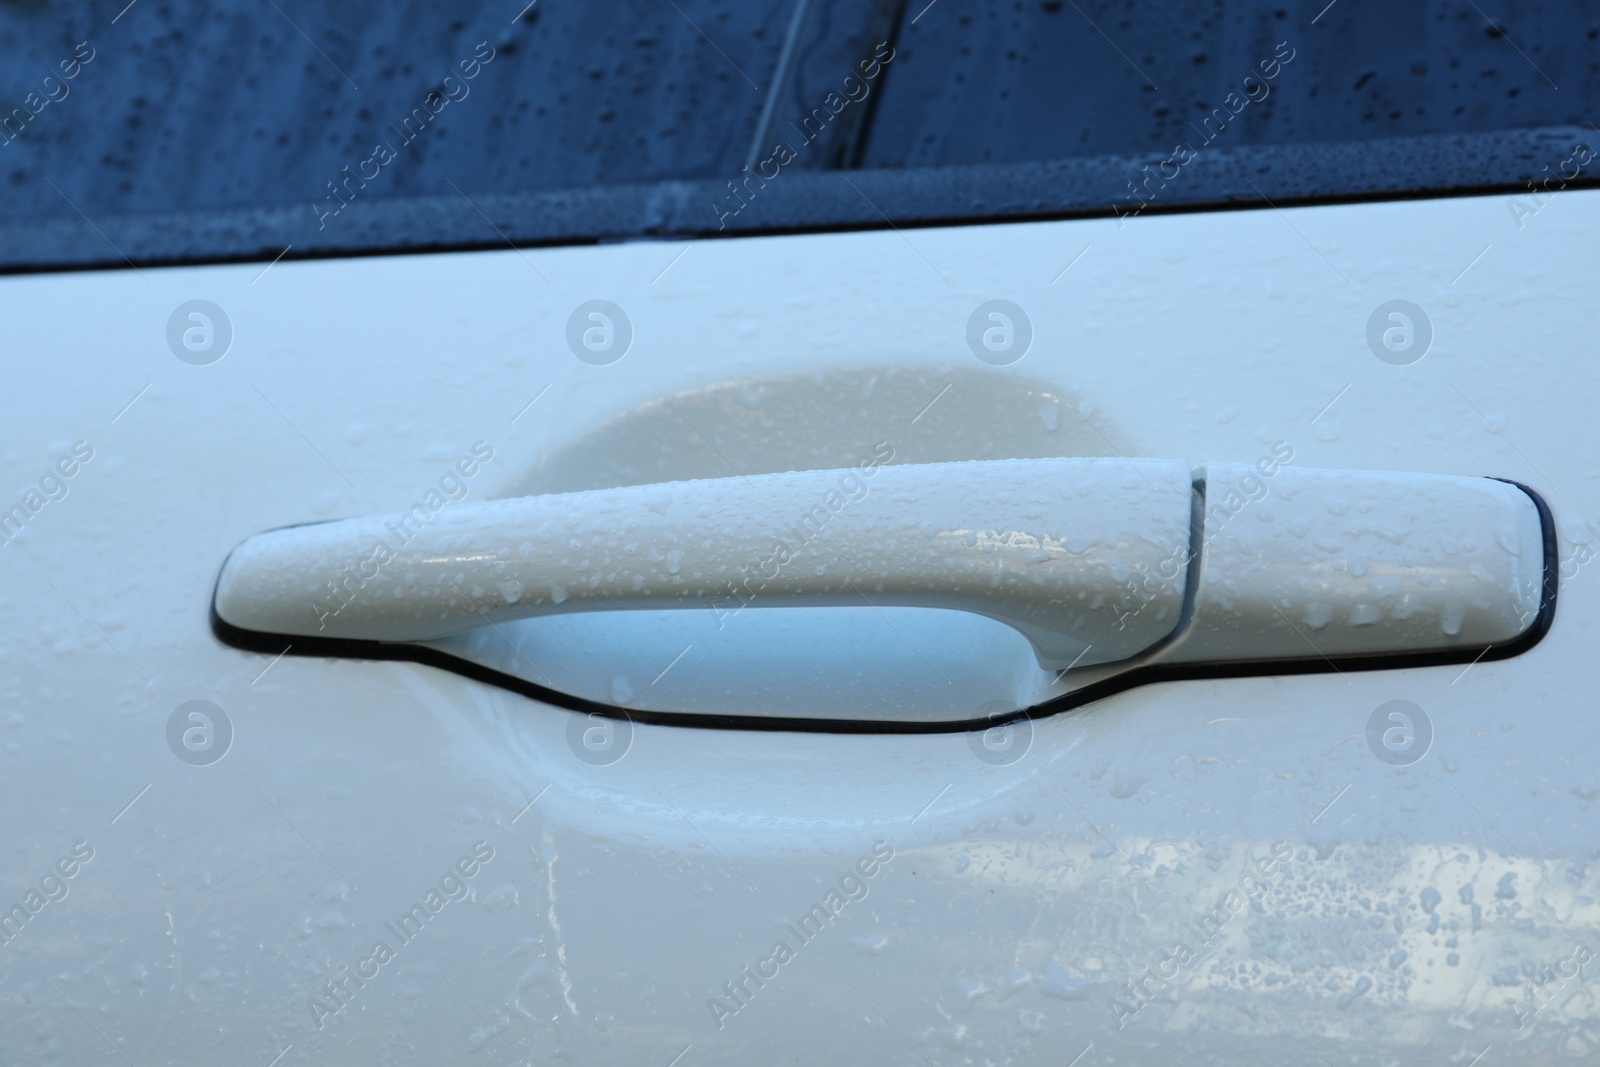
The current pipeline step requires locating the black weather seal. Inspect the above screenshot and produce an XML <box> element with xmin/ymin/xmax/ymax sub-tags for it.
<box><xmin>6</xmin><ymin>126</ymin><xmax>1596</xmax><ymax>276</ymax></box>
<box><xmin>209</xmin><ymin>480</ymin><xmax>1558</xmax><ymax>736</ymax></box>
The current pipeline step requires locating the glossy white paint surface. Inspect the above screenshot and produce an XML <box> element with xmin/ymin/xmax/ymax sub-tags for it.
<box><xmin>1</xmin><ymin>187</ymin><xmax>1597</xmax><ymax>1066</ymax></box>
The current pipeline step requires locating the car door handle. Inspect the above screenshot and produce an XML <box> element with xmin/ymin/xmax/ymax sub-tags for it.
<box><xmin>213</xmin><ymin>457</ymin><xmax>1196</xmax><ymax>669</ymax></box>
<box><xmin>212</xmin><ymin>457</ymin><xmax>1552</xmax><ymax>672</ymax></box>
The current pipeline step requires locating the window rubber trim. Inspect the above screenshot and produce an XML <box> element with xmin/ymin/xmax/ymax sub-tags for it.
<box><xmin>5</xmin><ymin>126</ymin><xmax>1597</xmax><ymax>276</ymax></box>
<box><xmin>209</xmin><ymin>479</ymin><xmax>1559</xmax><ymax>736</ymax></box>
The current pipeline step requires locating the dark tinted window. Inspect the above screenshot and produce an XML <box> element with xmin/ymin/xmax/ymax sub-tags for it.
<box><xmin>0</xmin><ymin>0</ymin><xmax>796</xmax><ymax>218</ymax></box>
<box><xmin>0</xmin><ymin>0</ymin><xmax>1595</xmax><ymax>266</ymax></box>
<box><xmin>862</xmin><ymin>1</ymin><xmax>1600</xmax><ymax>167</ymax></box>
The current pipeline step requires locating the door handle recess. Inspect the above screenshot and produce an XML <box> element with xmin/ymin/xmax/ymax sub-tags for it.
<box><xmin>213</xmin><ymin>457</ymin><xmax>1551</xmax><ymax>676</ymax></box>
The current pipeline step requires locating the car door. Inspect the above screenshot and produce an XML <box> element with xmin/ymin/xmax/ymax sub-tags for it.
<box><xmin>3</xmin><ymin>187</ymin><xmax>1593</xmax><ymax>1066</ymax></box>
<box><xmin>4</xmin><ymin>2</ymin><xmax>1599</xmax><ymax>1066</ymax></box>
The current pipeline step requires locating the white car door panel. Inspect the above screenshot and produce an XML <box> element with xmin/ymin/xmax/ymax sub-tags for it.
<box><xmin>2</xmin><ymin>188</ymin><xmax>1596</xmax><ymax>1065</ymax></box>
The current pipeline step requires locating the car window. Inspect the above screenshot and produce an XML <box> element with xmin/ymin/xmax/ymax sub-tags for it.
<box><xmin>863</xmin><ymin>0</ymin><xmax>1599</xmax><ymax>166</ymax></box>
<box><xmin>1</xmin><ymin>0</ymin><xmax>1595</xmax><ymax>269</ymax></box>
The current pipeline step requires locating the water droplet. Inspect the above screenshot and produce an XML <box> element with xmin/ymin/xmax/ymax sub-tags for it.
<box><xmin>1336</xmin><ymin>974</ymin><xmax>1372</xmax><ymax>1009</ymax></box>
<box><xmin>1441</xmin><ymin>603</ymin><xmax>1464</xmax><ymax>636</ymax></box>
<box><xmin>1042</xmin><ymin>964</ymin><xmax>1092</xmax><ymax>1000</ymax></box>
<box><xmin>1348</xmin><ymin>603</ymin><xmax>1382</xmax><ymax>626</ymax></box>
